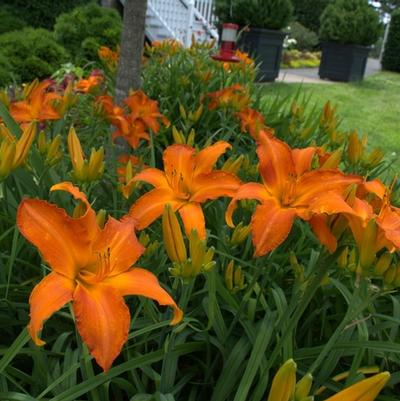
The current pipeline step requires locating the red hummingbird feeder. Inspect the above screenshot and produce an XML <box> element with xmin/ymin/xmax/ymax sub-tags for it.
<box><xmin>212</xmin><ymin>23</ymin><xmax>240</xmax><ymax>63</ymax></box>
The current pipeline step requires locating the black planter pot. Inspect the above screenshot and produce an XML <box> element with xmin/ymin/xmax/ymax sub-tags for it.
<box><xmin>319</xmin><ymin>42</ymin><xmax>371</xmax><ymax>82</ymax></box>
<box><xmin>238</xmin><ymin>28</ymin><xmax>286</xmax><ymax>82</ymax></box>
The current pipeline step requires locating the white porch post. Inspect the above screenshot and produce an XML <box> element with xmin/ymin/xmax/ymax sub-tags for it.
<box><xmin>185</xmin><ymin>0</ymin><xmax>195</xmax><ymax>47</ymax></box>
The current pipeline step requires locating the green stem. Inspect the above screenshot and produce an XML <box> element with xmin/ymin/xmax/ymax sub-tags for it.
<box><xmin>149</xmin><ymin>130</ymin><xmax>156</xmax><ymax>168</ymax></box>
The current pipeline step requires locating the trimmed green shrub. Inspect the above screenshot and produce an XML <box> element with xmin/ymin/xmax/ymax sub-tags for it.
<box><xmin>288</xmin><ymin>21</ymin><xmax>319</xmax><ymax>50</ymax></box>
<box><xmin>0</xmin><ymin>28</ymin><xmax>68</xmax><ymax>86</ymax></box>
<box><xmin>292</xmin><ymin>0</ymin><xmax>332</xmax><ymax>33</ymax></box>
<box><xmin>0</xmin><ymin>0</ymin><xmax>88</xmax><ymax>30</ymax></box>
<box><xmin>0</xmin><ymin>7</ymin><xmax>26</xmax><ymax>35</ymax></box>
<box><xmin>0</xmin><ymin>52</ymin><xmax>13</xmax><ymax>87</ymax></box>
<box><xmin>215</xmin><ymin>0</ymin><xmax>293</xmax><ymax>30</ymax></box>
<box><xmin>319</xmin><ymin>0</ymin><xmax>381</xmax><ymax>46</ymax></box>
<box><xmin>54</xmin><ymin>3</ymin><xmax>122</xmax><ymax>64</ymax></box>
<box><xmin>382</xmin><ymin>9</ymin><xmax>400</xmax><ymax>72</ymax></box>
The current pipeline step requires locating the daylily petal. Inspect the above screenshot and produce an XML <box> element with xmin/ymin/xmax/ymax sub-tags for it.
<box><xmin>17</xmin><ymin>199</ymin><xmax>92</xmax><ymax>278</ymax></box>
<box><xmin>257</xmin><ymin>134</ymin><xmax>295</xmax><ymax>197</ymax></box>
<box><xmin>163</xmin><ymin>144</ymin><xmax>195</xmax><ymax>187</ymax></box>
<box><xmin>292</xmin><ymin>147</ymin><xmax>316</xmax><ymax>176</ymax></box>
<box><xmin>225</xmin><ymin>182</ymin><xmax>271</xmax><ymax>227</ymax></box>
<box><xmin>93</xmin><ymin>216</ymin><xmax>144</xmax><ymax>276</ymax></box>
<box><xmin>194</xmin><ymin>141</ymin><xmax>231</xmax><ymax>176</ymax></box>
<box><xmin>346</xmin><ymin>198</ymin><xmax>374</xmax><ymax>247</ymax></box>
<box><xmin>308</xmin><ymin>191</ymin><xmax>355</xmax><ymax>216</ymax></box>
<box><xmin>10</xmin><ymin>103</ymin><xmax>34</xmax><ymax>122</ymax></box>
<box><xmin>309</xmin><ymin>215</ymin><xmax>337</xmax><ymax>253</ymax></box>
<box><xmin>73</xmin><ymin>282</ymin><xmax>130</xmax><ymax>372</ymax></box>
<box><xmin>251</xmin><ymin>200</ymin><xmax>296</xmax><ymax>256</ymax></box>
<box><xmin>178</xmin><ymin>202</ymin><xmax>206</xmax><ymax>239</ymax></box>
<box><xmin>129</xmin><ymin>188</ymin><xmax>185</xmax><ymax>230</ymax></box>
<box><xmin>28</xmin><ymin>272</ymin><xmax>75</xmax><ymax>346</ymax></box>
<box><xmin>295</xmin><ymin>170</ymin><xmax>361</xmax><ymax>207</ymax></box>
<box><xmin>377</xmin><ymin>207</ymin><xmax>400</xmax><ymax>249</ymax></box>
<box><xmin>105</xmin><ymin>267</ymin><xmax>183</xmax><ymax>325</ymax></box>
<box><xmin>30</xmin><ymin>81</ymin><xmax>52</xmax><ymax>114</ymax></box>
<box><xmin>51</xmin><ymin>182</ymin><xmax>99</xmax><ymax>241</ymax></box>
<box><xmin>362</xmin><ymin>179</ymin><xmax>386</xmax><ymax>200</ymax></box>
<box><xmin>190</xmin><ymin>171</ymin><xmax>240</xmax><ymax>203</ymax></box>
<box><xmin>132</xmin><ymin>167</ymin><xmax>169</xmax><ymax>188</ymax></box>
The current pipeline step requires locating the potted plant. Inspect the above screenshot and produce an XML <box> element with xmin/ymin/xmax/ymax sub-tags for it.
<box><xmin>318</xmin><ymin>0</ymin><xmax>381</xmax><ymax>82</ymax></box>
<box><xmin>215</xmin><ymin>0</ymin><xmax>293</xmax><ymax>82</ymax></box>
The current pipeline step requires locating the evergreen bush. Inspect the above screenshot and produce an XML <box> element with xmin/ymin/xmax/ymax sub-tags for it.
<box><xmin>289</xmin><ymin>21</ymin><xmax>319</xmax><ymax>50</ymax></box>
<box><xmin>0</xmin><ymin>0</ymin><xmax>88</xmax><ymax>30</ymax></box>
<box><xmin>215</xmin><ymin>0</ymin><xmax>293</xmax><ymax>30</ymax></box>
<box><xmin>292</xmin><ymin>0</ymin><xmax>332</xmax><ymax>33</ymax></box>
<box><xmin>382</xmin><ymin>9</ymin><xmax>400</xmax><ymax>71</ymax></box>
<box><xmin>0</xmin><ymin>7</ymin><xmax>26</xmax><ymax>35</ymax></box>
<box><xmin>0</xmin><ymin>28</ymin><xmax>68</xmax><ymax>86</ymax></box>
<box><xmin>54</xmin><ymin>3</ymin><xmax>122</xmax><ymax>64</ymax></box>
<box><xmin>319</xmin><ymin>0</ymin><xmax>381</xmax><ymax>46</ymax></box>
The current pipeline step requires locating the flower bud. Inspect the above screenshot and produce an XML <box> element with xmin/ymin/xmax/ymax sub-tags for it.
<box><xmin>324</xmin><ymin>372</ymin><xmax>390</xmax><ymax>401</ymax></box>
<box><xmin>359</xmin><ymin>219</ymin><xmax>377</xmax><ymax>270</ymax></box>
<box><xmin>267</xmin><ymin>359</ymin><xmax>297</xmax><ymax>401</ymax></box>
<box><xmin>337</xmin><ymin>247</ymin><xmax>349</xmax><ymax>269</ymax></box>
<box><xmin>375</xmin><ymin>253</ymin><xmax>392</xmax><ymax>276</ymax></box>
<box><xmin>295</xmin><ymin>373</ymin><xmax>313</xmax><ymax>400</ymax></box>
<box><xmin>162</xmin><ymin>204</ymin><xmax>187</xmax><ymax>264</ymax></box>
<box><xmin>87</xmin><ymin>147</ymin><xmax>105</xmax><ymax>181</ymax></box>
<box><xmin>172</xmin><ymin>126</ymin><xmax>186</xmax><ymax>144</ymax></box>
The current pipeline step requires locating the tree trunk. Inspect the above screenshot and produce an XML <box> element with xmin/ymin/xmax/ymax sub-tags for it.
<box><xmin>115</xmin><ymin>0</ymin><xmax>148</xmax><ymax>104</ymax></box>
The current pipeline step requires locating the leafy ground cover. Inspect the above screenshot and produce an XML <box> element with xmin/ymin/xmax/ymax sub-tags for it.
<box><xmin>262</xmin><ymin>72</ymin><xmax>400</xmax><ymax>170</ymax></box>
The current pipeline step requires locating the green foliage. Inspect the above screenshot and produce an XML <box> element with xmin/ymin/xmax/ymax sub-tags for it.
<box><xmin>292</xmin><ymin>0</ymin><xmax>332</xmax><ymax>32</ymax></box>
<box><xmin>0</xmin><ymin>52</ymin><xmax>13</xmax><ymax>87</ymax></box>
<box><xmin>0</xmin><ymin>7</ymin><xmax>26</xmax><ymax>35</ymax></box>
<box><xmin>215</xmin><ymin>0</ymin><xmax>293</xmax><ymax>30</ymax></box>
<box><xmin>382</xmin><ymin>9</ymin><xmax>400</xmax><ymax>72</ymax></box>
<box><xmin>54</xmin><ymin>2</ymin><xmax>122</xmax><ymax>64</ymax></box>
<box><xmin>0</xmin><ymin>0</ymin><xmax>88</xmax><ymax>30</ymax></box>
<box><xmin>0</xmin><ymin>28</ymin><xmax>68</xmax><ymax>86</ymax></box>
<box><xmin>288</xmin><ymin>21</ymin><xmax>319</xmax><ymax>50</ymax></box>
<box><xmin>319</xmin><ymin>0</ymin><xmax>381</xmax><ymax>46</ymax></box>
<box><xmin>281</xmin><ymin>50</ymin><xmax>321</xmax><ymax>68</ymax></box>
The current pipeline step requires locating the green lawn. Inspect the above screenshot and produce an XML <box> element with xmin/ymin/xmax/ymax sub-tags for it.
<box><xmin>262</xmin><ymin>72</ymin><xmax>400</xmax><ymax>166</ymax></box>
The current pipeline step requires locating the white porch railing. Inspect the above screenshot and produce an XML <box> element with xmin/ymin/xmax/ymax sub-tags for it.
<box><xmin>194</xmin><ymin>0</ymin><xmax>217</xmax><ymax>27</ymax></box>
<box><xmin>119</xmin><ymin>0</ymin><xmax>218</xmax><ymax>47</ymax></box>
<box><xmin>148</xmin><ymin>0</ymin><xmax>218</xmax><ymax>46</ymax></box>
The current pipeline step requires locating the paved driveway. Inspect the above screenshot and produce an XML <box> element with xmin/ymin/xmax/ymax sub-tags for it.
<box><xmin>277</xmin><ymin>58</ymin><xmax>381</xmax><ymax>84</ymax></box>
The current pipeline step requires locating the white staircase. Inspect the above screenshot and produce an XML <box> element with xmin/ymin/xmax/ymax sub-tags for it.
<box><xmin>120</xmin><ymin>0</ymin><xmax>218</xmax><ymax>46</ymax></box>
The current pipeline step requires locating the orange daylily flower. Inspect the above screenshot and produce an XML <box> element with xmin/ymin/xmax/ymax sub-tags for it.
<box><xmin>97</xmin><ymin>95</ymin><xmax>129</xmax><ymax>131</ymax></box>
<box><xmin>226</xmin><ymin>133</ymin><xmax>362</xmax><ymax>256</ymax></box>
<box><xmin>75</xmin><ymin>75</ymin><xmax>104</xmax><ymax>94</ymax></box>
<box><xmin>207</xmin><ymin>84</ymin><xmax>250</xmax><ymax>111</ymax></box>
<box><xmin>124</xmin><ymin>91</ymin><xmax>169</xmax><ymax>134</ymax></box>
<box><xmin>129</xmin><ymin>142</ymin><xmax>241</xmax><ymax>239</ymax></box>
<box><xmin>112</xmin><ymin>118</ymin><xmax>150</xmax><ymax>149</ymax></box>
<box><xmin>235</xmin><ymin>49</ymin><xmax>254</xmax><ymax>66</ymax></box>
<box><xmin>10</xmin><ymin>80</ymin><xmax>61</xmax><ymax>123</ymax></box>
<box><xmin>97</xmin><ymin>95</ymin><xmax>149</xmax><ymax>149</ymax></box>
<box><xmin>17</xmin><ymin>182</ymin><xmax>182</xmax><ymax>372</ymax></box>
<box><xmin>347</xmin><ymin>183</ymin><xmax>400</xmax><ymax>255</ymax></box>
<box><xmin>309</xmin><ymin>179</ymin><xmax>399</xmax><ymax>255</ymax></box>
<box><xmin>236</xmin><ymin>108</ymin><xmax>273</xmax><ymax>140</ymax></box>
<box><xmin>98</xmin><ymin>46</ymin><xmax>119</xmax><ymax>66</ymax></box>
